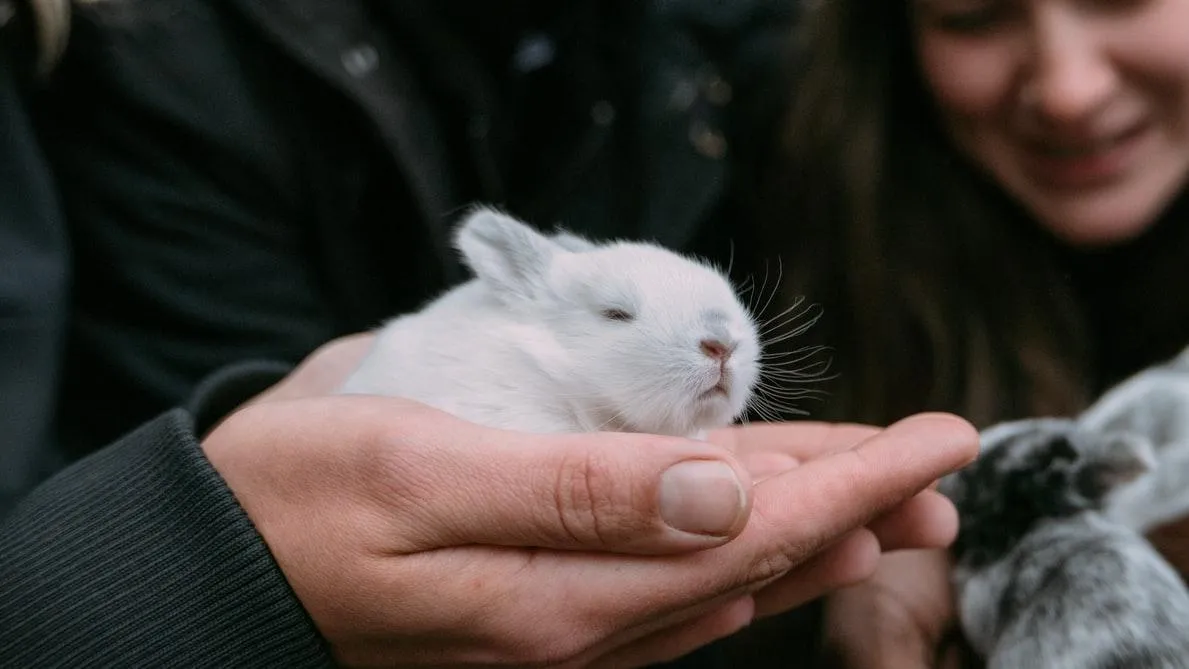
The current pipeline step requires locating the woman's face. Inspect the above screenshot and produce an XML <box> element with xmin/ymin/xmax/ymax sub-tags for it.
<box><xmin>911</xmin><ymin>0</ymin><xmax>1189</xmax><ymax>247</ymax></box>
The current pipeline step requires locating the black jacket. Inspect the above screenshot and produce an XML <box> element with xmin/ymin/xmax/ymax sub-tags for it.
<box><xmin>38</xmin><ymin>0</ymin><xmax>799</xmax><ymax>461</ymax></box>
<box><xmin>0</xmin><ymin>0</ymin><xmax>801</xmax><ymax>665</ymax></box>
<box><xmin>0</xmin><ymin>0</ymin><xmax>71</xmax><ymax>514</ymax></box>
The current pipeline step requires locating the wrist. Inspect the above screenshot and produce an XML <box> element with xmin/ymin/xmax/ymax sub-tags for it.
<box><xmin>187</xmin><ymin>360</ymin><xmax>294</xmax><ymax>440</ymax></box>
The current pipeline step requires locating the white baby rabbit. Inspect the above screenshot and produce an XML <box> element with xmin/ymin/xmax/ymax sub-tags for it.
<box><xmin>338</xmin><ymin>206</ymin><xmax>762</xmax><ymax>439</ymax></box>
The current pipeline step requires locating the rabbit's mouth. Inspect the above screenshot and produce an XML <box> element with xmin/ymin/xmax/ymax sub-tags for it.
<box><xmin>696</xmin><ymin>378</ymin><xmax>732</xmax><ymax>405</ymax></box>
<box><xmin>709</xmin><ymin>368</ymin><xmax>733</xmax><ymax>396</ymax></box>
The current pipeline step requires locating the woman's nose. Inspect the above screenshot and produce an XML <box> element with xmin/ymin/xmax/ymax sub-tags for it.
<box><xmin>1021</xmin><ymin>11</ymin><xmax>1118</xmax><ymax>125</ymax></box>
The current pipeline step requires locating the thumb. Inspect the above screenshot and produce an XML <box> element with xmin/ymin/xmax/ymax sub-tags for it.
<box><xmin>386</xmin><ymin>406</ymin><xmax>754</xmax><ymax>555</ymax></box>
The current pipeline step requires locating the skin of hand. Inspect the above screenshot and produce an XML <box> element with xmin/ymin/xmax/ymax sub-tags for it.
<box><xmin>818</xmin><ymin>549</ymin><xmax>975</xmax><ymax>669</ymax></box>
<box><xmin>203</xmin><ymin>334</ymin><xmax>978</xmax><ymax>668</ymax></box>
<box><xmin>245</xmin><ymin>332</ymin><xmax>378</xmax><ymax>404</ymax></box>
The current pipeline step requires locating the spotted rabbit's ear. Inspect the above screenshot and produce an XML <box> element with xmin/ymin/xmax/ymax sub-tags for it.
<box><xmin>1075</xmin><ymin>431</ymin><xmax>1155</xmax><ymax>501</ymax></box>
<box><xmin>454</xmin><ymin>205</ymin><xmax>561</xmax><ymax>304</ymax></box>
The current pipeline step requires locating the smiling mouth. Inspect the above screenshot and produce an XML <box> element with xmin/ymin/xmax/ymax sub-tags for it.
<box><xmin>1029</xmin><ymin>121</ymin><xmax>1148</xmax><ymax>158</ymax></box>
<box><xmin>1021</xmin><ymin>121</ymin><xmax>1150</xmax><ymax>189</ymax></box>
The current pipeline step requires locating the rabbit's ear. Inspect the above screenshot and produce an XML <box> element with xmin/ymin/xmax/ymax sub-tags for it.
<box><xmin>1074</xmin><ymin>431</ymin><xmax>1155</xmax><ymax>501</ymax></box>
<box><xmin>454</xmin><ymin>206</ymin><xmax>561</xmax><ymax>303</ymax></box>
<box><xmin>549</xmin><ymin>227</ymin><xmax>599</xmax><ymax>253</ymax></box>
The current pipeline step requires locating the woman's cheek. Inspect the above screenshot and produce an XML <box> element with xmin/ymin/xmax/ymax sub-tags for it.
<box><xmin>915</xmin><ymin>34</ymin><xmax>1016</xmax><ymax>122</ymax></box>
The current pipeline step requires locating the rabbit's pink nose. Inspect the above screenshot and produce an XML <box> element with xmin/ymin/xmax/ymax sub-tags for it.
<box><xmin>700</xmin><ymin>339</ymin><xmax>733</xmax><ymax>361</ymax></box>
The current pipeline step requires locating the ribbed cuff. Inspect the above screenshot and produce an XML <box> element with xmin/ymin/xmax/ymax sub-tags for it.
<box><xmin>187</xmin><ymin>359</ymin><xmax>293</xmax><ymax>440</ymax></box>
<box><xmin>0</xmin><ymin>408</ymin><xmax>334</xmax><ymax>668</ymax></box>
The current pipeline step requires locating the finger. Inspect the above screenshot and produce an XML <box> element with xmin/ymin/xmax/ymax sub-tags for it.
<box><xmin>740</xmin><ymin>452</ymin><xmax>799</xmax><ymax>482</ymax></box>
<box><xmin>752</xmin><ymin>528</ymin><xmax>881</xmax><ymax>619</ymax></box>
<box><xmin>373</xmin><ymin>402</ymin><xmax>755</xmax><ymax>554</ymax></box>
<box><xmin>587</xmin><ymin>597</ymin><xmax>756</xmax><ymax>669</ymax></box>
<box><xmin>559</xmin><ymin>413</ymin><xmax>976</xmax><ymax>627</ymax></box>
<box><xmin>731</xmin><ymin>413</ymin><xmax>977</xmax><ymax>579</ymax></box>
<box><xmin>708</xmin><ymin>421</ymin><xmax>880</xmax><ymax>460</ymax></box>
<box><xmin>585</xmin><ymin>531</ymin><xmax>877</xmax><ymax>660</ymax></box>
<box><xmin>582</xmin><ymin>530</ymin><xmax>879</xmax><ymax>663</ymax></box>
<box><xmin>867</xmin><ymin>489</ymin><xmax>960</xmax><ymax>551</ymax></box>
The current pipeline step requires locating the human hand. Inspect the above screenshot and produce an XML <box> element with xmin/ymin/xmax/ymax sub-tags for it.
<box><xmin>250</xmin><ymin>335</ymin><xmax>962</xmax><ymax>566</ymax></box>
<box><xmin>818</xmin><ymin>548</ymin><xmax>981</xmax><ymax>669</ymax></box>
<box><xmin>203</xmin><ymin>390</ymin><xmax>976</xmax><ymax>668</ymax></box>
<box><xmin>696</xmin><ymin>422</ymin><xmax>974</xmax><ymax>669</ymax></box>
<box><xmin>247</xmin><ymin>332</ymin><xmax>376</xmax><ymax>404</ymax></box>
<box><xmin>710</xmin><ymin>421</ymin><xmax>965</xmax><ymax>554</ymax></box>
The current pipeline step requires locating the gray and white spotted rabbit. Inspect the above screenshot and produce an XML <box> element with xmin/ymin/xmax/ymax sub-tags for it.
<box><xmin>941</xmin><ymin>418</ymin><xmax>1189</xmax><ymax>669</ymax></box>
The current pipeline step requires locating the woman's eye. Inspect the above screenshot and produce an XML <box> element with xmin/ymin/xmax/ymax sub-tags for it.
<box><xmin>935</xmin><ymin>8</ymin><xmax>1004</xmax><ymax>33</ymax></box>
<box><xmin>917</xmin><ymin>0</ymin><xmax>1009</xmax><ymax>34</ymax></box>
<box><xmin>600</xmin><ymin>308</ymin><xmax>635</xmax><ymax>322</ymax></box>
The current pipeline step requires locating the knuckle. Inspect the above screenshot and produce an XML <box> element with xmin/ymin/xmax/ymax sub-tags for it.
<box><xmin>749</xmin><ymin>550</ymin><xmax>800</xmax><ymax>586</ymax></box>
<box><xmin>744</xmin><ymin>506</ymin><xmax>817</xmax><ymax>584</ymax></box>
<box><xmin>549</xmin><ymin>449</ymin><xmax>644</xmax><ymax>546</ymax></box>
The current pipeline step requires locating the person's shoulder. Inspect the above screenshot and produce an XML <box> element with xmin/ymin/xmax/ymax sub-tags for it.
<box><xmin>46</xmin><ymin>0</ymin><xmax>275</xmax><ymax>128</ymax></box>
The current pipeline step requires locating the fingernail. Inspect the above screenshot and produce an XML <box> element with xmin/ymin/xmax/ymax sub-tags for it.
<box><xmin>659</xmin><ymin>460</ymin><xmax>746</xmax><ymax>536</ymax></box>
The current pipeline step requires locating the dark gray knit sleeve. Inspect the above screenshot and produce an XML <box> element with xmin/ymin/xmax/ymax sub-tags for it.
<box><xmin>186</xmin><ymin>359</ymin><xmax>293</xmax><ymax>439</ymax></box>
<box><xmin>0</xmin><ymin>406</ymin><xmax>334</xmax><ymax>668</ymax></box>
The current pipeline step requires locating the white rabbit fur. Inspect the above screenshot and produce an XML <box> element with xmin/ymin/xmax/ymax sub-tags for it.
<box><xmin>338</xmin><ymin>206</ymin><xmax>761</xmax><ymax>439</ymax></box>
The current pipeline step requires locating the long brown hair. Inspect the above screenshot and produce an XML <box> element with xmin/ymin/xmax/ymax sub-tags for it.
<box><xmin>743</xmin><ymin>0</ymin><xmax>1094</xmax><ymax>428</ymax></box>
